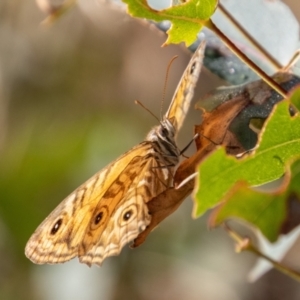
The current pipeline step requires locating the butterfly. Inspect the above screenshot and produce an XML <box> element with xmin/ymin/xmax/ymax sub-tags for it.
<box><xmin>25</xmin><ymin>41</ymin><xmax>206</xmax><ymax>266</ymax></box>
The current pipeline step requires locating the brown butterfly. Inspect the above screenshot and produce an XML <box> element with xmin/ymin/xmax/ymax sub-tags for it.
<box><xmin>25</xmin><ymin>41</ymin><xmax>206</xmax><ymax>266</ymax></box>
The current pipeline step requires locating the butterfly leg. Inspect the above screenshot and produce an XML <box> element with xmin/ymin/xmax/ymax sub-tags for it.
<box><xmin>180</xmin><ymin>133</ymin><xmax>199</xmax><ymax>158</ymax></box>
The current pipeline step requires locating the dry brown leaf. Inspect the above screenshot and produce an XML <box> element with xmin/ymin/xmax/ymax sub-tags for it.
<box><xmin>134</xmin><ymin>95</ymin><xmax>251</xmax><ymax>247</ymax></box>
<box><xmin>175</xmin><ymin>95</ymin><xmax>249</xmax><ymax>186</ymax></box>
<box><xmin>132</xmin><ymin>182</ymin><xmax>193</xmax><ymax>247</ymax></box>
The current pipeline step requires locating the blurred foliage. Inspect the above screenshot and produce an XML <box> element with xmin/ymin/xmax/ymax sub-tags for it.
<box><xmin>1</xmin><ymin>1</ymin><xmax>300</xmax><ymax>300</ymax></box>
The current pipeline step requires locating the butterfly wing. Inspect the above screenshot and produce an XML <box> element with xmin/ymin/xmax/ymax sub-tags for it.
<box><xmin>165</xmin><ymin>41</ymin><xmax>206</xmax><ymax>132</ymax></box>
<box><xmin>25</xmin><ymin>42</ymin><xmax>205</xmax><ymax>267</ymax></box>
<box><xmin>78</xmin><ymin>154</ymin><xmax>169</xmax><ymax>266</ymax></box>
<box><xmin>25</xmin><ymin>142</ymin><xmax>169</xmax><ymax>266</ymax></box>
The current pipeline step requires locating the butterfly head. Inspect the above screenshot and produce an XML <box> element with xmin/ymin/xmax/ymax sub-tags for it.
<box><xmin>146</xmin><ymin>117</ymin><xmax>180</xmax><ymax>166</ymax></box>
<box><xmin>160</xmin><ymin>117</ymin><xmax>177</xmax><ymax>138</ymax></box>
<box><xmin>147</xmin><ymin>118</ymin><xmax>175</xmax><ymax>141</ymax></box>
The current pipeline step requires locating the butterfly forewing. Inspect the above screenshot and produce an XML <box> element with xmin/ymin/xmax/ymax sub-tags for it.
<box><xmin>25</xmin><ymin>41</ymin><xmax>206</xmax><ymax>266</ymax></box>
<box><xmin>165</xmin><ymin>42</ymin><xmax>206</xmax><ymax>132</ymax></box>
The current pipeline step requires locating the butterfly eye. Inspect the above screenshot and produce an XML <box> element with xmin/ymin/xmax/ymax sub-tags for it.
<box><xmin>123</xmin><ymin>210</ymin><xmax>133</xmax><ymax>221</ymax></box>
<box><xmin>95</xmin><ymin>212</ymin><xmax>103</xmax><ymax>225</ymax></box>
<box><xmin>50</xmin><ymin>219</ymin><xmax>62</xmax><ymax>235</ymax></box>
<box><xmin>159</xmin><ymin>126</ymin><xmax>168</xmax><ymax>137</ymax></box>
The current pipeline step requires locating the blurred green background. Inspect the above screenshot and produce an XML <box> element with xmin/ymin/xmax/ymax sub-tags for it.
<box><xmin>1</xmin><ymin>1</ymin><xmax>300</xmax><ymax>299</ymax></box>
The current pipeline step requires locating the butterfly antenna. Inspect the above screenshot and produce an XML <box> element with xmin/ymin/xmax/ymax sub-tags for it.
<box><xmin>160</xmin><ymin>55</ymin><xmax>178</xmax><ymax>120</ymax></box>
<box><xmin>135</xmin><ymin>100</ymin><xmax>161</xmax><ymax>124</ymax></box>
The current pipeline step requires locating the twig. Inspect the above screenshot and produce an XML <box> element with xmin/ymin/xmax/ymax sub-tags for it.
<box><xmin>224</xmin><ymin>224</ymin><xmax>300</xmax><ymax>282</ymax></box>
<box><xmin>218</xmin><ymin>3</ymin><xmax>282</xmax><ymax>70</ymax></box>
<box><xmin>206</xmin><ymin>19</ymin><xmax>288</xmax><ymax>99</ymax></box>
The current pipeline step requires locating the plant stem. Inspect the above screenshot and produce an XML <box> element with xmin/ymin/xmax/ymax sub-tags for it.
<box><xmin>218</xmin><ymin>3</ymin><xmax>282</xmax><ymax>70</ymax></box>
<box><xmin>224</xmin><ymin>224</ymin><xmax>300</xmax><ymax>282</ymax></box>
<box><xmin>206</xmin><ymin>19</ymin><xmax>288</xmax><ymax>99</ymax></box>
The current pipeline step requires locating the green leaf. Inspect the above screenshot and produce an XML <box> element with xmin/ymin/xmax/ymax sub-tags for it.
<box><xmin>209</xmin><ymin>158</ymin><xmax>300</xmax><ymax>242</ymax></box>
<box><xmin>289</xmin><ymin>159</ymin><xmax>300</xmax><ymax>195</ymax></box>
<box><xmin>122</xmin><ymin>0</ymin><xmax>217</xmax><ymax>46</ymax></box>
<box><xmin>210</xmin><ymin>182</ymin><xmax>287</xmax><ymax>242</ymax></box>
<box><xmin>194</xmin><ymin>100</ymin><xmax>300</xmax><ymax>217</ymax></box>
<box><xmin>290</xmin><ymin>86</ymin><xmax>300</xmax><ymax>112</ymax></box>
